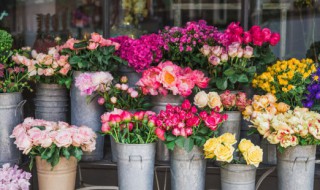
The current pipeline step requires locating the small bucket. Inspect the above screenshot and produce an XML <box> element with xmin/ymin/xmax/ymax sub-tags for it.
<box><xmin>116</xmin><ymin>142</ymin><xmax>156</xmax><ymax>190</ymax></box>
<box><xmin>0</xmin><ymin>92</ymin><xmax>25</xmax><ymax>166</ymax></box>
<box><xmin>36</xmin><ymin>156</ymin><xmax>77</xmax><ymax>190</ymax></box>
<box><xmin>277</xmin><ymin>145</ymin><xmax>316</xmax><ymax>190</ymax></box>
<box><xmin>171</xmin><ymin>146</ymin><xmax>206</xmax><ymax>190</ymax></box>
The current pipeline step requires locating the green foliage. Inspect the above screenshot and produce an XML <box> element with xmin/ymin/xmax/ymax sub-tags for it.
<box><xmin>0</xmin><ymin>30</ymin><xmax>13</xmax><ymax>51</ymax></box>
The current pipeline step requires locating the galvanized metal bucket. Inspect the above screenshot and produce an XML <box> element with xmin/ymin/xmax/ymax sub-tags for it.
<box><xmin>171</xmin><ymin>146</ymin><xmax>206</xmax><ymax>190</ymax></box>
<box><xmin>240</xmin><ymin>119</ymin><xmax>261</xmax><ymax>146</ymax></box>
<box><xmin>260</xmin><ymin>139</ymin><xmax>277</xmax><ymax>165</ymax></box>
<box><xmin>0</xmin><ymin>93</ymin><xmax>25</xmax><ymax>166</ymax></box>
<box><xmin>151</xmin><ymin>94</ymin><xmax>184</xmax><ymax>163</ymax></box>
<box><xmin>34</xmin><ymin>83</ymin><xmax>69</xmax><ymax>122</ymax></box>
<box><xmin>116</xmin><ymin>142</ymin><xmax>156</xmax><ymax>190</ymax></box>
<box><xmin>110</xmin><ymin>136</ymin><xmax>117</xmax><ymax>162</ymax></box>
<box><xmin>119</xmin><ymin>65</ymin><xmax>142</xmax><ymax>87</ymax></box>
<box><xmin>277</xmin><ymin>145</ymin><xmax>316</xmax><ymax>190</ymax></box>
<box><xmin>71</xmin><ymin>71</ymin><xmax>105</xmax><ymax>161</ymax></box>
<box><xmin>221</xmin><ymin>164</ymin><xmax>256</xmax><ymax>190</ymax></box>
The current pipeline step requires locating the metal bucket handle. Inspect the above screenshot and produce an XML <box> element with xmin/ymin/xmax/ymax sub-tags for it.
<box><xmin>15</xmin><ymin>100</ymin><xmax>26</xmax><ymax>117</ymax></box>
<box><xmin>188</xmin><ymin>154</ymin><xmax>203</xmax><ymax>169</ymax></box>
<box><xmin>255</xmin><ymin>166</ymin><xmax>276</xmax><ymax>190</ymax></box>
<box><xmin>292</xmin><ymin>157</ymin><xmax>309</xmax><ymax>171</ymax></box>
<box><xmin>129</xmin><ymin>155</ymin><xmax>143</xmax><ymax>170</ymax></box>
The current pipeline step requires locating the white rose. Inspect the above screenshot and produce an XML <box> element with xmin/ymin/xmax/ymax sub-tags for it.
<box><xmin>194</xmin><ymin>91</ymin><xmax>209</xmax><ymax>108</ymax></box>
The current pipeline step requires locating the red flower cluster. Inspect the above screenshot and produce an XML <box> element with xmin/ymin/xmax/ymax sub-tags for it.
<box><xmin>155</xmin><ymin>100</ymin><xmax>228</xmax><ymax>140</ymax></box>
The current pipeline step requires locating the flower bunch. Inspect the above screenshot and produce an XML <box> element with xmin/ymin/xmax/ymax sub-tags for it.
<box><xmin>12</xmin><ymin>47</ymin><xmax>72</xmax><ymax>88</ymax></box>
<box><xmin>194</xmin><ymin>90</ymin><xmax>250</xmax><ymax>111</ymax></box>
<box><xmin>60</xmin><ymin>33</ymin><xmax>126</xmax><ymax>72</ymax></box>
<box><xmin>155</xmin><ymin>99</ymin><xmax>227</xmax><ymax>152</ymax></box>
<box><xmin>0</xmin><ymin>29</ymin><xmax>13</xmax><ymax>51</ymax></box>
<box><xmin>75</xmin><ymin>72</ymin><xmax>113</xmax><ymax>96</ymax></box>
<box><xmin>112</xmin><ymin>34</ymin><xmax>164</xmax><ymax>72</ymax></box>
<box><xmin>242</xmin><ymin>93</ymin><xmax>290</xmax><ymax>121</ymax></box>
<box><xmin>136</xmin><ymin>61</ymin><xmax>209</xmax><ymax>97</ymax></box>
<box><xmin>97</xmin><ymin>76</ymin><xmax>151</xmax><ymax>111</ymax></box>
<box><xmin>249</xmin><ymin>107</ymin><xmax>320</xmax><ymax>149</ymax></box>
<box><xmin>100</xmin><ymin>109</ymin><xmax>157</xmax><ymax>144</ymax></box>
<box><xmin>204</xmin><ymin>133</ymin><xmax>263</xmax><ymax>167</ymax></box>
<box><xmin>303</xmin><ymin>67</ymin><xmax>320</xmax><ymax>110</ymax></box>
<box><xmin>0</xmin><ymin>164</ymin><xmax>31</xmax><ymax>190</ymax></box>
<box><xmin>160</xmin><ymin>20</ymin><xmax>217</xmax><ymax>70</ymax></box>
<box><xmin>252</xmin><ymin>58</ymin><xmax>316</xmax><ymax>107</ymax></box>
<box><xmin>10</xmin><ymin>118</ymin><xmax>97</xmax><ymax>168</ymax></box>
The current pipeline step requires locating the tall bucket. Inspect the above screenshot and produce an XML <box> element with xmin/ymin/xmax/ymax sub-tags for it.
<box><xmin>119</xmin><ymin>65</ymin><xmax>142</xmax><ymax>87</ymax></box>
<box><xmin>220</xmin><ymin>164</ymin><xmax>256</xmax><ymax>190</ymax></box>
<box><xmin>260</xmin><ymin>139</ymin><xmax>277</xmax><ymax>165</ymax></box>
<box><xmin>151</xmin><ymin>94</ymin><xmax>184</xmax><ymax>163</ymax></box>
<box><xmin>36</xmin><ymin>156</ymin><xmax>77</xmax><ymax>190</ymax></box>
<box><xmin>171</xmin><ymin>146</ymin><xmax>206</xmax><ymax>190</ymax></box>
<box><xmin>0</xmin><ymin>93</ymin><xmax>25</xmax><ymax>166</ymax></box>
<box><xmin>277</xmin><ymin>145</ymin><xmax>316</xmax><ymax>190</ymax></box>
<box><xmin>116</xmin><ymin>143</ymin><xmax>156</xmax><ymax>190</ymax></box>
<box><xmin>110</xmin><ymin>136</ymin><xmax>117</xmax><ymax>162</ymax></box>
<box><xmin>34</xmin><ymin>83</ymin><xmax>69</xmax><ymax>122</ymax></box>
<box><xmin>71</xmin><ymin>71</ymin><xmax>105</xmax><ymax>161</ymax></box>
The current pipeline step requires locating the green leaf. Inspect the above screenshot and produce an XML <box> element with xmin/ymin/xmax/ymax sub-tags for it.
<box><xmin>175</xmin><ymin>136</ymin><xmax>186</xmax><ymax>148</ymax></box>
<box><xmin>69</xmin><ymin>56</ymin><xmax>81</xmax><ymax>65</ymax></box>
<box><xmin>198</xmin><ymin>127</ymin><xmax>209</xmax><ymax>135</ymax></box>
<box><xmin>166</xmin><ymin>134</ymin><xmax>176</xmax><ymax>142</ymax></box>
<box><xmin>224</xmin><ymin>68</ymin><xmax>235</xmax><ymax>76</ymax></box>
<box><xmin>247</xmin><ymin>66</ymin><xmax>256</xmax><ymax>73</ymax></box>
<box><xmin>73</xmin><ymin>147</ymin><xmax>83</xmax><ymax>161</ymax></box>
<box><xmin>62</xmin><ymin>148</ymin><xmax>71</xmax><ymax>159</ymax></box>
<box><xmin>51</xmin><ymin>148</ymin><xmax>61</xmax><ymax>168</ymax></box>
<box><xmin>73</xmin><ymin>41</ymin><xmax>88</xmax><ymax>49</ymax></box>
<box><xmin>238</xmin><ymin>74</ymin><xmax>249</xmax><ymax>83</ymax></box>
<box><xmin>229</xmin><ymin>74</ymin><xmax>238</xmax><ymax>84</ymax></box>
<box><xmin>216</xmin><ymin>78</ymin><xmax>228</xmax><ymax>90</ymax></box>
<box><xmin>184</xmin><ymin>138</ymin><xmax>194</xmax><ymax>152</ymax></box>
<box><xmin>165</xmin><ymin>141</ymin><xmax>175</xmax><ymax>150</ymax></box>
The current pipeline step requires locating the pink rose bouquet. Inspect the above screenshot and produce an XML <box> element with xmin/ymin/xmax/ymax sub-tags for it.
<box><xmin>136</xmin><ymin>61</ymin><xmax>209</xmax><ymax>97</ymax></box>
<box><xmin>100</xmin><ymin>109</ymin><xmax>157</xmax><ymax>144</ymax></box>
<box><xmin>10</xmin><ymin>118</ymin><xmax>97</xmax><ymax>169</ymax></box>
<box><xmin>0</xmin><ymin>164</ymin><xmax>31</xmax><ymax>190</ymax></box>
<box><xmin>155</xmin><ymin>99</ymin><xmax>228</xmax><ymax>152</ymax></box>
<box><xmin>60</xmin><ymin>33</ymin><xmax>126</xmax><ymax>72</ymax></box>
<box><xmin>12</xmin><ymin>47</ymin><xmax>72</xmax><ymax>88</ymax></box>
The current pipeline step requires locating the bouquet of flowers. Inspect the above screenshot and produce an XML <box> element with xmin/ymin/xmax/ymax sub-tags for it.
<box><xmin>0</xmin><ymin>164</ymin><xmax>32</xmax><ymax>190</ymax></box>
<box><xmin>204</xmin><ymin>133</ymin><xmax>263</xmax><ymax>167</ymax></box>
<box><xmin>204</xmin><ymin>22</ymin><xmax>280</xmax><ymax>90</ymax></box>
<box><xmin>100</xmin><ymin>109</ymin><xmax>157</xmax><ymax>144</ymax></box>
<box><xmin>10</xmin><ymin>118</ymin><xmax>97</xmax><ymax>169</ymax></box>
<box><xmin>303</xmin><ymin>67</ymin><xmax>320</xmax><ymax>111</ymax></box>
<box><xmin>112</xmin><ymin>34</ymin><xmax>164</xmax><ymax>72</ymax></box>
<box><xmin>159</xmin><ymin>20</ymin><xmax>217</xmax><ymax>70</ymax></box>
<box><xmin>193</xmin><ymin>90</ymin><xmax>250</xmax><ymax>112</ymax></box>
<box><xmin>155</xmin><ymin>99</ymin><xmax>227</xmax><ymax>152</ymax></box>
<box><xmin>0</xmin><ymin>30</ymin><xmax>30</xmax><ymax>93</ymax></box>
<box><xmin>12</xmin><ymin>47</ymin><xmax>72</xmax><ymax>88</ymax></box>
<box><xmin>252</xmin><ymin>58</ymin><xmax>316</xmax><ymax>107</ymax></box>
<box><xmin>60</xmin><ymin>33</ymin><xmax>126</xmax><ymax>72</ymax></box>
<box><xmin>136</xmin><ymin>61</ymin><xmax>209</xmax><ymax>97</ymax></box>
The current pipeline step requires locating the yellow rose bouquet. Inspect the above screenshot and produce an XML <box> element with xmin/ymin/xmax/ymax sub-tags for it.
<box><xmin>252</xmin><ymin>58</ymin><xmax>316</xmax><ymax>108</ymax></box>
<box><xmin>203</xmin><ymin>133</ymin><xmax>263</xmax><ymax>167</ymax></box>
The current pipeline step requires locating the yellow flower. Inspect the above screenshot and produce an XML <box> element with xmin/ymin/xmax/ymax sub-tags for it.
<box><xmin>242</xmin><ymin>105</ymin><xmax>253</xmax><ymax>119</ymax></box>
<box><xmin>287</xmin><ymin>85</ymin><xmax>294</xmax><ymax>91</ymax></box>
<box><xmin>207</xmin><ymin>92</ymin><xmax>223</xmax><ymax>110</ymax></box>
<box><xmin>238</xmin><ymin>139</ymin><xmax>254</xmax><ymax>153</ymax></box>
<box><xmin>203</xmin><ymin>137</ymin><xmax>220</xmax><ymax>153</ymax></box>
<box><xmin>214</xmin><ymin>144</ymin><xmax>234</xmax><ymax>163</ymax></box>
<box><xmin>282</xmin><ymin>87</ymin><xmax>288</xmax><ymax>93</ymax></box>
<box><xmin>314</xmin><ymin>75</ymin><xmax>319</xmax><ymax>81</ymax></box>
<box><xmin>242</xmin><ymin>145</ymin><xmax>263</xmax><ymax>167</ymax></box>
<box><xmin>277</xmin><ymin>102</ymin><xmax>290</xmax><ymax>113</ymax></box>
<box><xmin>219</xmin><ymin>133</ymin><xmax>237</xmax><ymax>145</ymax></box>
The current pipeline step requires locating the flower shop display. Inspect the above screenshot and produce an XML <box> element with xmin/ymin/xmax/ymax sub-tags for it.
<box><xmin>0</xmin><ymin>163</ymin><xmax>32</xmax><ymax>190</ymax></box>
<box><xmin>10</xmin><ymin>118</ymin><xmax>96</xmax><ymax>190</ymax></box>
<box><xmin>155</xmin><ymin>99</ymin><xmax>227</xmax><ymax>190</ymax></box>
<box><xmin>73</xmin><ymin>71</ymin><xmax>114</xmax><ymax>161</ymax></box>
<box><xmin>13</xmin><ymin>47</ymin><xmax>72</xmax><ymax>122</ymax></box>
<box><xmin>204</xmin><ymin>133</ymin><xmax>263</xmax><ymax>190</ymax></box>
<box><xmin>100</xmin><ymin>109</ymin><xmax>157</xmax><ymax>190</ymax></box>
<box><xmin>0</xmin><ymin>30</ymin><xmax>29</xmax><ymax>166</ymax></box>
<box><xmin>194</xmin><ymin>90</ymin><xmax>251</xmax><ymax>157</ymax></box>
<box><xmin>204</xmin><ymin>22</ymin><xmax>280</xmax><ymax>91</ymax></box>
<box><xmin>159</xmin><ymin>20</ymin><xmax>217</xmax><ymax>71</ymax></box>
<box><xmin>252</xmin><ymin>58</ymin><xmax>316</xmax><ymax>107</ymax></box>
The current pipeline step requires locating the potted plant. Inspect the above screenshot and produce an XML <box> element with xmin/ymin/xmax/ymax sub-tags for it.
<box><xmin>100</xmin><ymin>109</ymin><xmax>157</xmax><ymax>190</ymax></box>
<box><xmin>137</xmin><ymin>61</ymin><xmax>210</xmax><ymax>162</ymax></box>
<box><xmin>10</xmin><ymin>118</ymin><xmax>96</xmax><ymax>190</ymax></box>
<box><xmin>203</xmin><ymin>133</ymin><xmax>263</xmax><ymax>190</ymax></box>
<box><xmin>12</xmin><ymin>47</ymin><xmax>72</xmax><ymax>122</ymax></box>
<box><xmin>0</xmin><ymin>163</ymin><xmax>32</xmax><ymax>190</ymax></box>
<box><xmin>0</xmin><ymin>29</ymin><xmax>30</xmax><ymax>166</ymax></box>
<box><xmin>59</xmin><ymin>32</ymin><xmax>126</xmax><ymax>161</ymax></box>
<box><xmin>154</xmin><ymin>99</ymin><xmax>227</xmax><ymax>190</ymax></box>
<box><xmin>193</xmin><ymin>90</ymin><xmax>251</xmax><ymax>152</ymax></box>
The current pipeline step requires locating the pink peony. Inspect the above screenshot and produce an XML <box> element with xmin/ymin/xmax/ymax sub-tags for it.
<box><xmin>91</xmin><ymin>32</ymin><xmax>103</xmax><ymax>43</ymax></box>
<box><xmin>97</xmin><ymin>97</ymin><xmax>105</xmax><ymax>105</ymax></box>
<box><xmin>220</xmin><ymin>90</ymin><xmax>236</xmax><ymax>109</ymax></box>
<box><xmin>235</xmin><ymin>92</ymin><xmax>248</xmax><ymax>111</ymax></box>
<box><xmin>155</xmin><ymin>128</ymin><xmax>165</xmax><ymax>141</ymax></box>
<box><xmin>87</xmin><ymin>42</ymin><xmax>99</xmax><ymax>50</ymax></box>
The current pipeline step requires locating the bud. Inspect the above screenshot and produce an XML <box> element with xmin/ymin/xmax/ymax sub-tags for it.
<box><xmin>121</xmin><ymin>84</ymin><xmax>129</xmax><ymax>91</ymax></box>
<box><xmin>120</xmin><ymin>76</ymin><xmax>128</xmax><ymax>84</ymax></box>
<box><xmin>110</xmin><ymin>96</ymin><xmax>117</xmax><ymax>104</ymax></box>
<box><xmin>115</xmin><ymin>83</ymin><xmax>121</xmax><ymax>89</ymax></box>
<box><xmin>101</xmin><ymin>123</ymin><xmax>110</xmax><ymax>133</ymax></box>
<box><xmin>97</xmin><ymin>97</ymin><xmax>105</xmax><ymax>105</ymax></box>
